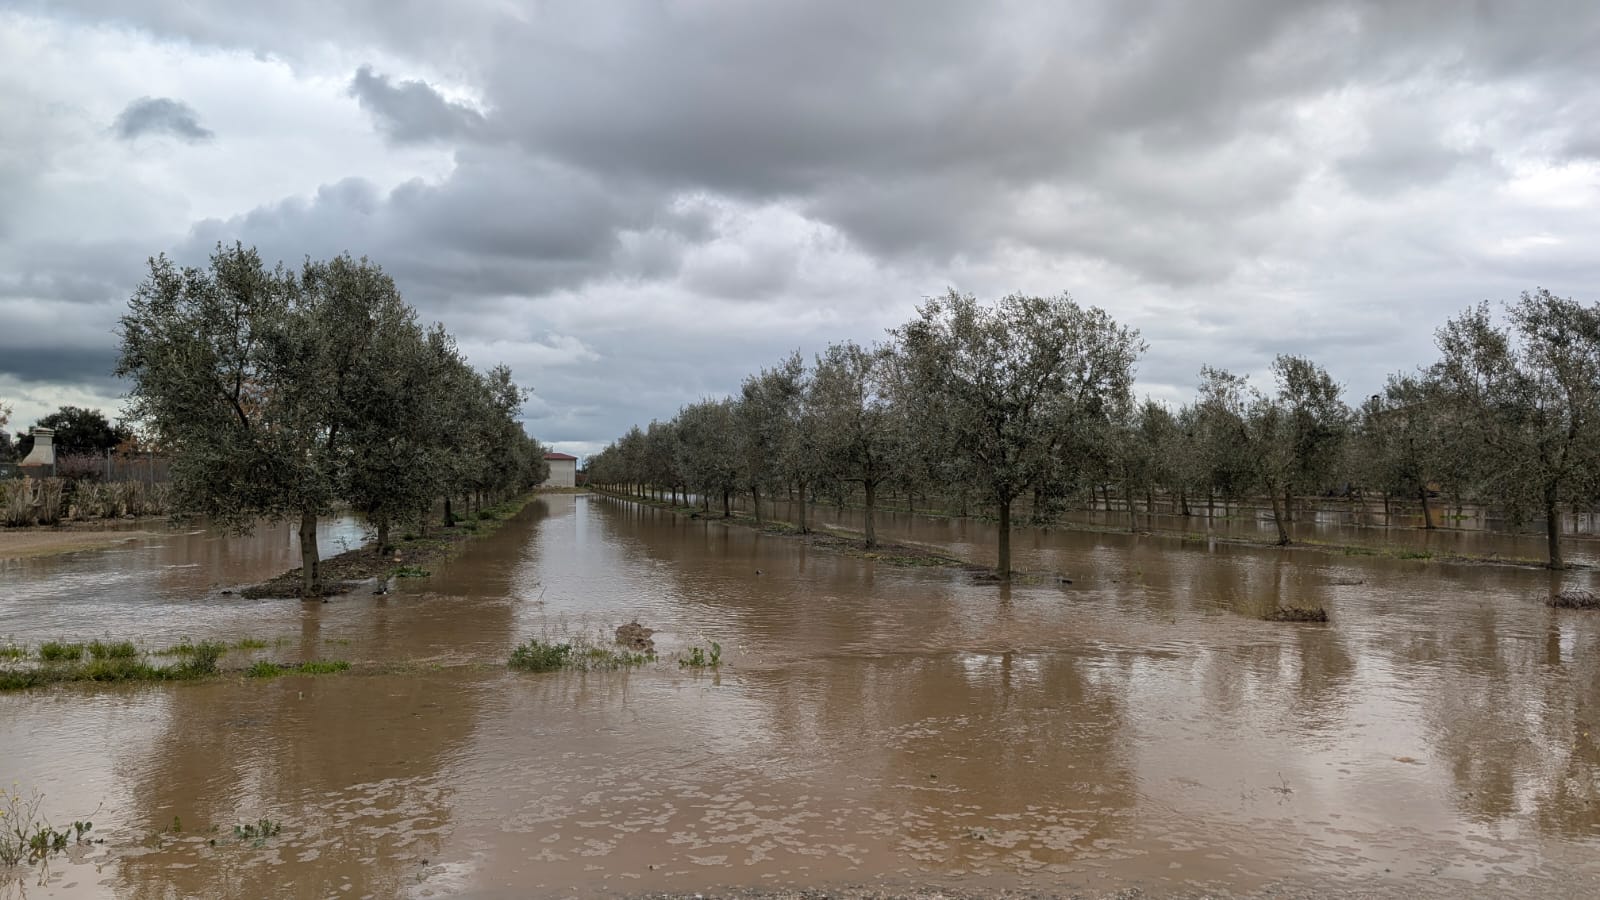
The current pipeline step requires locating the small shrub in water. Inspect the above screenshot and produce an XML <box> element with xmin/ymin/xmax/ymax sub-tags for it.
<box><xmin>88</xmin><ymin>639</ymin><xmax>138</xmax><ymax>660</ymax></box>
<box><xmin>233</xmin><ymin>818</ymin><xmax>281</xmax><ymax>841</ymax></box>
<box><xmin>508</xmin><ymin>639</ymin><xmax>571</xmax><ymax>672</ymax></box>
<box><xmin>39</xmin><ymin>641</ymin><xmax>85</xmax><ymax>662</ymax></box>
<box><xmin>167</xmin><ymin>642</ymin><xmax>225</xmax><ymax>678</ymax></box>
<box><xmin>679</xmin><ymin>642</ymin><xmax>722</xmax><ymax>669</ymax></box>
<box><xmin>392</xmin><ymin>565</ymin><xmax>431</xmax><ymax>578</ymax></box>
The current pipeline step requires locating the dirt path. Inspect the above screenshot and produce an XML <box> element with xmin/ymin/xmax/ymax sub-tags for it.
<box><xmin>0</xmin><ymin>528</ymin><xmax>159</xmax><ymax>560</ymax></box>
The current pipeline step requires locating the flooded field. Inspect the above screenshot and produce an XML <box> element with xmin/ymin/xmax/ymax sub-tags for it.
<box><xmin>3</xmin><ymin>494</ymin><xmax>1600</xmax><ymax>898</ymax></box>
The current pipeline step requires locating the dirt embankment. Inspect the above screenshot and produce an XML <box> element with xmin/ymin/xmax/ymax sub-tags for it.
<box><xmin>0</xmin><ymin>526</ymin><xmax>165</xmax><ymax>560</ymax></box>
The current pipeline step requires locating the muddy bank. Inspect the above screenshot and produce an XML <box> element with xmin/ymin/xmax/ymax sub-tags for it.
<box><xmin>0</xmin><ymin>527</ymin><xmax>163</xmax><ymax>560</ymax></box>
<box><xmin>240</xmin><ymin>494</ymin><xmax>538</xmax><ymax>598</ymax></box>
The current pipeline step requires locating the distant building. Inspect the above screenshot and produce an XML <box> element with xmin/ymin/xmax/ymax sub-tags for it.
<box><xmin>542</xmin><ymin>452</ymin><xmax>578</xmax><ymax>488</ymax></box>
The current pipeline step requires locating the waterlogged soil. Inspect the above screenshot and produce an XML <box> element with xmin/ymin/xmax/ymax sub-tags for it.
<box><xmin>3</xmin><ymin>495</ymin><xmax>1600</xmax><ymax>898</ymax></box>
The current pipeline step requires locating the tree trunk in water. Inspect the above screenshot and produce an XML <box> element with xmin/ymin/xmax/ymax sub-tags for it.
<box><xmin>722</xmin><ymin>488</ymin><xmax>731</xmax><ymax>518</ymax></box>
<box><xmin>1381</xmin><ymin>492</ymin><xmax>1391</xmax><ymax>527</ymax></box>
<box><xmin>1124</xmin><ymin>483</ymin><xmax>1137</xmax><ymax>533</ymax></box>
<box><xmin>444</xmin><ymin>496</ymin><xmax>455</xmax><ymax>527</ymax></box>
<box><xmin>1283</xmin><ymin>486</ymin><xmax>1293</xmax><ymax>523</ymax></box>
<box><xmin>1267</xmin><ymin>485</ymin><xmax>1290</xmax><ymax>545</ymax></box>
<box><xmin>376</xmin><ymin>516</ymin><xmax>390</xmax><ymax>556</ymax></box>
<box><xmin>908</xmin><ymin>491</ymin><xmax>916</xmax><ymax>517</ymax></box>
<box><xmin>299</xmin><ymin>512</ymin><xmax>320</xmax><ymax>597</ymax></box>
<box><xmin>797</xmin><ymin>482</ymin><xmax>809</xmax><ymax>534</ymax></box>
<box><xmin>752</xmin><ymin>486</ymin><xmax>763</xmax><ymax>525</ymax></box>
<box><xmin>997</xmin><ymin>498</ymin><xmax>1013</xmax><ymax>581</ymax></box>
<box><xmin>419</xmin><ymin>505</ymin><xmax>429</xmax><ymax>538</ymax></box>
<box><xmin>1180</xmin><ymin>490</ymin><xmax>1191</xmax><ymax>517</ymax></box>
<box><xmin>1418</xmin><ymin>484</ymin><xmax>1435</xmax><ymax>529</ymax></box>
<box><xmin>1545</xmin><ymin>482</ymin><xmax>1564</xmax><ymax>570</ymax></box>
<box><xmin>864</xmin><ymin>480</ymin><xmax>877</xmax><ymax>549</ymax></box>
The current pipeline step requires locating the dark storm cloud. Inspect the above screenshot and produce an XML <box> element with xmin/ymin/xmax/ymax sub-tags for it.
<box><xmin>0</xmin><ymin>345</ymin><xmax>121</xmax><ymax>385</ymax></box>
<box><xmin>349</xmin><ymin>66</ymin><xmax>486</xmax><ymax>144</ymax></box>
<box><xmin>11</xmin><ymin>0</ymin><xmax>1600</xmax><ymax>446</ymax></box>
<box><xmin>113</xmin><ymin>96</ymin><xmax>213</xmax><ymax>142</ymax></box>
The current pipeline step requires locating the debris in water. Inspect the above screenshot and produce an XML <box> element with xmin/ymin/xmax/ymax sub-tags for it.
<box><xmin>1549</xmin><ymin>589</ymin><xmax>1600</xmax><ymax>609</ymax></box>
<box><xmin>615</xmin><ymin>620</ymin><xmax>656</xmax><ymax>653</ymax></box>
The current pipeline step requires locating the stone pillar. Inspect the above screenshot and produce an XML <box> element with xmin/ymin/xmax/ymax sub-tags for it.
<box><xmin>19</xmin><ymin>427</ymin><xmax>55</xmax><ymax>475</ymax></box>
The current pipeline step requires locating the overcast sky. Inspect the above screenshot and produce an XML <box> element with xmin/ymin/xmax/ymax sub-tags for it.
<box><xmin>3</xmin><ymin>1</ymin><xmax>1598</xmax><ymax>459</ymax></box>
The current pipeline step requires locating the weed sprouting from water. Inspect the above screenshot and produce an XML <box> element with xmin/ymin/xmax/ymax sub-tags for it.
<box><xmin>232</xmin><ymin>638</ymin><xmax>269</xmax><ymax>650</ymax></box>
<box><xmin>87</xmin><ymin>640</ymin><xmax>138</xmax><ymax>660</ymax></box>
<box><xmin>0</xmin><ymin>788</ymin><xmax>98</xmax><ymax>869</ymax></box>
<box><xmin>392</xmin><ymin>565</ymin><xmax>432</xmax><ymax>578</ymax></box>
<box><xmin>508</xmin><ymin>639</ymin><xmax>572</xmax><ymax>672</ymax></box>
<box><xmin>508</xmin><ymin>633</ymin><xmax>652</xmax><ymax>673</ymax></box>
<box><xmin>679</xmin><ymin>642</ymin><xmax>723</xmax><ymax>669</ymax></box>
<box><xmin>246</xmin><ymin>659</ymin><xmax>351</xmax><ymax>678</ymax></box>
<box><xmin>233</xmin><ymin>819</ymin><xmax>281</xmax><ymax>843</ymax></box>
<box><xmin>38</xmin><ymin>642</ymin><xmax>84</xmax><ymax>662</ymax></box>
<box><xmin>0</xmin><ymin>641</ymin><xmax>24</xmax><ymax>661</ymax></box>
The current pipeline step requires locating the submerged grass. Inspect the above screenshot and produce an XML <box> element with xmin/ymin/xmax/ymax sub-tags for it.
<box><xmin>0</xmin><ymin>641</ymin><xmax>222</xmax><ymax>691</ymax></box>
<box><xmin>38</xmin><ymin>641</ymin><xmax>85</xmax><ymax>662</ymax></box>
<box><xmin>88</xmin><ymin>639</ymin><xmax>138</xmax><ymax>660</ymax></box>
<box><xmin>245</xmin><ymin>659</ymin><xmax>351</xmax><ymax>678</ymax></box>
<box><xmin>1265</xmin><ymin>605</ymin><xmax>1330</xmax><ymax>623</ymax></box>
<box><xmin>1549</xmin><ymin>589</ymin><xmax>1600</xmax><ymax>609</ymax></box>
<box><xmin>508</xmin><ymin>634</ymin><xmax>652</xmax><ymax>673</ymax></box>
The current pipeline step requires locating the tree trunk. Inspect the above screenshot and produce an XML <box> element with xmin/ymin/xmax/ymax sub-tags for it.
<box><xmin>299</xmin><ymin>511</ymin><xmax>320</xmax><ymax>597</ymax></box>
<box><xmin>752</xmin><ymin>486</ymin><xmax>763</xmax><ymax>526</ymax></box>
<box><xmin>1381</xmin><ymin>492</ymin><xmax>1391</xmax><ymax>527</ymax></box>
<box><xmin>376</xmin><ymin>516</ymin><xmax>391</xmax><ymax>557</ymax></box>
<box><xmin>797</xmin><ymin>481</ymin><xmax>809</xmax><ymax>534</ymax></box>
<box><xmin>908</xmin><ymin>491</ymin><xmax>916</xmax><ymax>517</ymax></box>
<box><xmin>1283</xmin><ymin>486</ymin><xmax>1293</xmax><ymax>523</ymax></box>
<box><xmin>1179</xmin><ymin>489</ymin><xmax>1191</xmax><ymax>517</ymax></box>
<box><xmin>1267</xmin><ymin>483</ymin><xmax>1290</xmax><ymax>545</ymax></box>
<box><xmin>1545</xmin><ymin>482</ymin><xmax>1564</xmax><ymax>570</ymax></box>
<box><xmin>864</xmin><ymin>480</ymin><xmax>878</xmax><ymax>549</ymax></box>
<box><xmin>418</xmin><ymin>505</ymin><xmax>429</xmax><ymax>538</ymax></box>
<box><xmin>443</xmin><ymin>496</ymin><xmax>455</xmax><ymax>527</ymax></box>
<box><xmin>1418</xmin><ymin>483</ymin><xmax>1435</xmax><ymax>529</ymax></box>
<box><xmin>1124</xmin><ymin>483</ymin><xmax>1137</xmax><ymax>533</ymax></box>
<box><xmin>997</xmin><ymin>497</ymin><xmax>1013</xmax><ymax>580</ymax></box>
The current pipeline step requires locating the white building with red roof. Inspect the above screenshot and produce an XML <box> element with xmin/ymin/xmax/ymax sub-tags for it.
<box><xmin>542</xmin><ymin>452</ymin><xmax>578</xmax><ymax>488</ymax></box>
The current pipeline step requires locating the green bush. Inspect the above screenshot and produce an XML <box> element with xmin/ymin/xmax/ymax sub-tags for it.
<box><xmin>508</xmin><ymin>639</ymin><xmax>571</xmax><ymax>672</ymax></box>
<box><xmin>39</xmin><ymin>641</ymin><xmax>85</xmax><ymax>662</ymax></box>
<box><xmin>88</xmin><ymin>639</ymin><xmax>138</xmax><ymax>660</ymax></box>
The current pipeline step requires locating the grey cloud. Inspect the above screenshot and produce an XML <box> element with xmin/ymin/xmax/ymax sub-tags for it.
<box><xmin>349</xmin><ymin>66</ymin><xmax>486</xmax><ymax>143</ymax></box>
<box><xmin>113</xmin><ymin>96</ymin><xmax>213</xmax><ymax>142</ymax></box>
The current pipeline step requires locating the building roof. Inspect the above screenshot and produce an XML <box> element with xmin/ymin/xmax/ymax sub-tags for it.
<box><xmin>544</xmin><ymin>452</ymin><xmax>579</xmax><ymax>461</ymax></box>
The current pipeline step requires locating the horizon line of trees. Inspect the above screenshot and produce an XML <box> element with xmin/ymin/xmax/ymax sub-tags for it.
<box><xmin>114</xmin><ymin>243</ymin><xmax>549</xmax><ymax>596</ymax></box>
<box><xmin>587</xmin><ymin>287</ymin><xmax>1600</xmax><ymax>575</ymax></box>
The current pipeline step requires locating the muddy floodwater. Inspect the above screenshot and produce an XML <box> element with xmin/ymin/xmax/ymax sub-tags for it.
<box><xmin>4</xmin><ymin>495</ymin><xmax>1600</xmax><ymax>898</ymax></box>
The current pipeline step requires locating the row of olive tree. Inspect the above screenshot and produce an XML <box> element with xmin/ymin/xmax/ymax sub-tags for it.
<box><xmin>1108</xmin><ymin>289</ymin><xmax>1600</xmax><ymax>569</ymax></box>
<box><xmin>591</xmin><ymin>288</ymin><xmax>1600</xmax><ymax>573</ymax></box>
<box><xmin>588</xmin><ymin>291</ymin><xmax>1145</xmax><ymax>579</ymax></box>
<box><xmin>116</xmin><ymin>243</ymin><xmax>548</xmax><ymax>595</ymax></box>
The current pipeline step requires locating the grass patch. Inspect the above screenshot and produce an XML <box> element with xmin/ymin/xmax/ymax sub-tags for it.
<box><xmin>88</xmin><ymin>639</ymin><xmax>138</xmax><ymax>660</ymax></box>
<box><xmin>679</xmin><ymin>642</ymin><xmax>723</xmax><ymax>669</ymax></box>
<box><xmin>245</xmin><ymin>659</ymin><xmax>350</xmax><ymax>678</ymax></box>
<box><xmin>232</xmin><ymin>638</ymin><xmax>269</xmax><ymax>650</ymax></box>
<box><xmin>1265</xmin><ymin>605</ymin><xmax>1330</xmax><ymax>623</ymax></box>
<box><xmin>0</xmin><ymin>641</ymin><xmax>221</xmax><ymax>691</ymax></box>
<box><xmin>391</xmin><ymin>565</ymin><xmax>431</xmax><ymax>578</ymax></box>
<box><xmin>0</xmin><ymin>641</ymin><xmax>24</xmax><ymax>661</ymax></box>
<box><xmin>1549</xmin><ymin>589</ymin><xmax>1600</xmax><ymax>609</ymax></box>
<box><xmin>38</xmin><ymin>641</ymin><xmax>85</xmax><ymax>662</ymax></box>
<box><xmin>508</xmin><ymin>635</ymin><xmax>652</xmax><ymax>673</ymax></box>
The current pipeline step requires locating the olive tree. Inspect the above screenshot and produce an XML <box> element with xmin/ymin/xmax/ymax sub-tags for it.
<box><xmin>1430</xmin><ymin>291</ymin><xmax>1600</xmax><ymax>568</ymax></box>
<box><xmin>895</xmin><ymin>291</ymin><xmax>1143</xmax><ymax>579</ymax></box>
<box><xmin>809</xmin><ymin>341</ymin><xmax>904</xmax><ymax>547</ymax></box>
<box><xmin>119</xmin><ymin>244</ymin><xmax>424</xmax><ymax>596</ymax></box>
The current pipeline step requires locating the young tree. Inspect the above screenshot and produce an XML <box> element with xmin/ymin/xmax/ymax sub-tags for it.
<box><xmin>895</xmin><ymin>291</ymin><xmax>1143</xmax><ymax>579</ymax></box>
<box><xmin>1430</xmin><ymin>291</ymin><xmax>1600</xmax><ymax>568</ymax></box>
<box><xmin>1271</xmin><ymin>355</ymin><xmax>1351</xmax><ymax>518</ymax></box>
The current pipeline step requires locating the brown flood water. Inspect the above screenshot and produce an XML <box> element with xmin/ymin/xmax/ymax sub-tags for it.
<box><xmin>3</xmin><ymin>494</ymin><xmax>1600</xmax><ymax>898</ymax></box>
